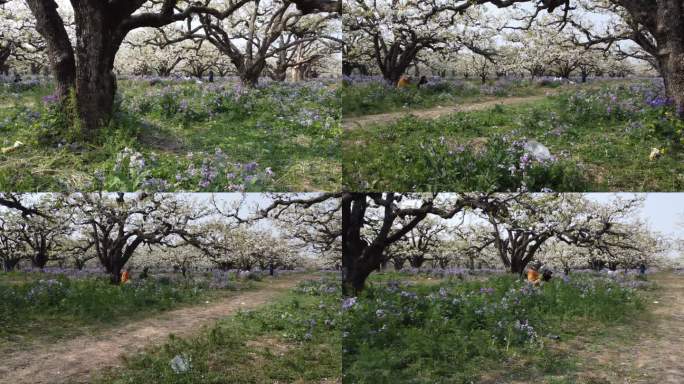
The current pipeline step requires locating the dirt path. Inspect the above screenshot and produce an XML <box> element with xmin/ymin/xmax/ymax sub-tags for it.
<box><xmin>342</xmin><ymin>93</ymin><xmax>553</xmax><ymax>131</ymax></box>
<box><xmin>0</xmin><ymin>274</ymin><xmax>314</xmax><ymax>384</ymax></box>
<box><xmin>575</xmin><ymin>273</ymin><xmax>684</xmax><ymax>383</ymax></box>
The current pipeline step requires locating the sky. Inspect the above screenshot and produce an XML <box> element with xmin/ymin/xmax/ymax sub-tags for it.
<box><xmin>205</xmin><ymin>192</ymin><xmax>682</xmax><ymax>246</ymax></box>
<box><xmin>3</xmin><ymin>193</ymin><xmax>682</xmax><ymax>239</ymax></box>
<box><xmin>427</xmin><ymin>193</ymin><xmax>684</xmax><ymax>247</ymax></box>
<box><xmin>588</xmin><ymin>193</ymin><xmax>684</xmax><ymax>240</ymax></box>
<box><xmin>0</xmin><ymin>192</ymin><xmax>290</xmax><ymax>234</ymax></box>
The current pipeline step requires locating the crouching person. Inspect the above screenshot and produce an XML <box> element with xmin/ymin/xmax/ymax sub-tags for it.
<box><xmin>527</xmin><ymin>262</ymin><xmax>553</xmax><ymax>286</ymax></box>
<box><xmin>397</xmin><ymin>75</ymin><xmax>411</xmax><ymax>88</ymax></box>
<box><xmin>527</xmin><ymin>263</ymin><xmax>541</xmax><ymax>286</ymax></box>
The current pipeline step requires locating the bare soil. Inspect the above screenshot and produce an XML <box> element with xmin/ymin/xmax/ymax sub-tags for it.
<box><xmin>572</xmin><ymin>273</ymin><xmax>684</xmax><ymax>383</ymax></box>
<box><xmin>342</xmin><ymin>94</ymin><xmax>552</xmax><ymax>131</ymax></box>
<box><xmin>0</xmin><ymin>274</ymin><xmax>314</xmax><ymax>384</ymax></box>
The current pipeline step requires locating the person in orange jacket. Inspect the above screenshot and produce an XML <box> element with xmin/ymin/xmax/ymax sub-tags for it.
<box><xmin>527</xmin><ymin>262</ymin><xmax>542</xmax><ymax>286</ymax></box>
<box><xmin>121</xmin><ymin>268</ymin><xmax>131</xmax><ymax>284</ymax></box>
<box><xmin>397</xmin><ymin>75</ymin><xmax>411</xmax><ymax>88</ymax></box>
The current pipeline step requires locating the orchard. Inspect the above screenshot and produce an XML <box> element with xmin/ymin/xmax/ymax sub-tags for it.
<box><xmin>0</xmin><ymin>0</ymin><xmax>342</xmax><ymax>191</ymax></box>
<box><xmin>342</xmin><ymin>0</ymin><xmax>684</xmax><ymax>192</ymax></box>
<box><xmin>0</xmin><ymin>192</ymin><xmax>343</xmax><ymax>383</ymax></box>
<box><xmin>340</xmin><ymin>192</ymin><xmax>684</xmax><ymax>383</ymax></box>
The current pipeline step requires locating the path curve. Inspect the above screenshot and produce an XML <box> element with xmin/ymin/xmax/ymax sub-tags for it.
<box><xmin>342</xmin><ymin>94</ymin><xmax>553</xmax><ymax>131</ymax></box>
<box><xmin>0</xmin><ymin>274</ymin><xmax>315</xmax><ymax>384</ymax></box>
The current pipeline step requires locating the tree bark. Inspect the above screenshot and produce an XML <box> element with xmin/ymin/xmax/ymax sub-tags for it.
<box><xmin>342</xmin><ymin>194</ymin><xmax>374</xmax><ymax>296</ymax></box>
<box><xmin>620</xmin><ymin>0</ymin><xmax>684</xmax><ymax>118</ymax></box>
<box><xmin>271</xmin><ymin>66</ymin><xmax>288</xmax><ymax>81</ymax></box>
<box><xmin>657</xmin><ymin>1</ymin><xmax>684</xmax><ymax>118</ymax></box>
<box><xmin>109</xmin><ymin>264</ymin><xmax>123</xmax><ymax>284</ymax></box>
<box><xmin>0</xmin><ymin>45</ymin><xmax>12</xmax><ymax>75</ymax></box>
<box><xmin>392</xmin><ymin>258</ymin><xmax>405</xmax><ymax>270</ymax></box>
<box><xmin>72</xmin><ymin>3</ymin><xmax>120</xmax><ymax>134</ymax></box>
<box><xmin>238</xmin><ymin>60</ymin><xmax>267</xmax><ymax>87</ymax></box>
<box><xmin>2</xmin><ymin>258</ymin><xmax>20</xmax><ymax>272</ymax></box>
<box><xmin>409</xmin><ymin>255</ymin><xmax>425</xmax><ymax>268</ymax></box>
<box><xmin>377</xmin><ymin>42</ymin><xmax>420</xmax><ymax>85</ymax></box>
<box><xmin>25</xmin><ymin>0</ymin><xmax>76</xmax><ymax>99</ymax></box>
<box><xmin>32</xmin><ymin>251</ymin><xmax>49</xmax><ymax>269</ymax></box>
<box><xmin>343</xmin><ymin>263</ymin><xmax>374</xmax><ymax>294</ymax></box>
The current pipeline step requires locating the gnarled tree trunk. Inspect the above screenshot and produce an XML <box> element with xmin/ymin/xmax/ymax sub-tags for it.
<box><xmin>2</xmin><ymin>258</ymin><xmax>20</xmax><ymax>272</ymax></box>
<box><xmin>657</xmin><ymin>2</ymin><xmax>684</xmax><ymax>118</ymax></box>
<box><xmin>72</xmin><ymin>5</ymin><xmax>120</xmax><ymax>135</ymax></box>
<box><xmin>25</xmin><ymin>0</ymin><xmax>76</xmax><ymax>100</ymax></box>
<box><xmin>238</xmin><ymin>60</ymin><xmax>267</xmax><ymax>87</ymax></box>
<box><xmin>342</xmin><ymin>194</ymin><xmax>379</xmax><ymax>295</ymax></box>
<box><xmin>377</xmin><ymin>42</ymin><xmax>420</xmax><ymax>85</ymax></box>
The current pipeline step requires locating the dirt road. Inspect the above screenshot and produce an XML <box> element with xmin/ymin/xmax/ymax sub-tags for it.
<box><xmin>575</xmin><ymin>273</ymin><xmax>684</xmax><ymax>383</ymax></box>
<box><xmin>0</xmin><ymin>274</ymin><xmax>313</xmax><ymax>384</ymax></box>
<box><xmin>342</xmin><ymin>94</ymin><xmax>552</xmax><ymax>131</ymax></box>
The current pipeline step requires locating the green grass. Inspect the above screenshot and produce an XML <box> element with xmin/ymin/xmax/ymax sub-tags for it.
<box><xmin>0</xmin><ymin>79</ymin><xmax>341</xmax><ymax>191</ymax></box>
<box><xmin>343</xmin><ymin>80</ymin><xmax>684</xmax><ymax>191</ymax></box>
<box><xmin>341</xmin><ymin>77</ymin><xmax>555</xmax><ymax>117</ymax></box>
<box><xmin>0</xmin><ymin>271</ymin><xmax>251</xmax><ymax>348</ymax></box>
<box><xmin>94</xmin><ymin>277</ymin><xmax>342</xmax><ymax>384</ymax></box>
<box><xmin>343</xmin><ymin>273</ymin><xmax>649</xmax><ymax>384</ymax></box>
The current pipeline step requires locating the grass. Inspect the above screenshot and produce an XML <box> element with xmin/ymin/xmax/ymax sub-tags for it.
<box><xmin>0</xmin><ymin>78</ymin><xmax>341</xmax><ymax>191</ymax></box>
<box><xmin>0</xmin><ymin>271</ymin><xmax>253</xmax><ymax>349</ymax></box>
<box><xmin>342</xmin><ymin>272</ymin><xmax>649</xmax><ymax>383</ymax></box>
<box><xmin>343</xmin><ymin>80</ymin><xmax>684</xmax><ymax>191</ymax></box>
<box><xmin>93</xmin><ymin>277</ymin><xmax>342</xmax><ymax>384</ymax></box>
<box><xmin>341</xmin><ymin>77</ymin><xmax>560</xmax><ymax>117</ymax></box>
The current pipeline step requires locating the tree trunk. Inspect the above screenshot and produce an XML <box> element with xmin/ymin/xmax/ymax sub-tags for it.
<box><xmin>240</xmin><ymin>70</ymin><xmax>261</xmax><ymax>87</ymax></box>
<box><xmin>70</xmin><ymin>2</ymin><xmax>119</xmax><ymax>134</ymax></box>
<box><xmin>662</xmin><ymin>50</ymin><xmax>684</xmax><ymax>118</ymax></box>
<box><xmin>292</xmin><ymin>64</ymin><xmax>308</xmax><ymax>82</ymax></box>
<box><xmin>342</xmin><ymin>61</ymin><xmax>353</xmax><ymax>76</ymax></box>
<box><xmin>342</xmin><ymin>262</ymin><xmax>373</xmax><ymax>296</ymax></box>
<box><xmin>0</xmin><ymin>46</ymin><xmax>10</xmax><ymax>75</ymax></box>
<box><xmin>32</xmin><ymin>252</ymin><xmax>49</xmax><ymax>269</ymax></box>
<box><xmin>393</xmin><ymin>258</ymin><xmax>405</xmax><ymax>270</ymax></box>
<box><xmin>3</xmin><ymin>259</ymin><xmax>20</xmax><ymax>272</ymax></box>
<box><xmin>507</xmin><ymin>246</ymin><xmax>539</xmax><ymax>276</ymax></box>
<box><xmin>25</xmin><ymin>0</ymin><xmax>76</xmax><ymax>100</ymax></box>
<box><xmin>109</xmin><ymin>264</ymin><xmax>122</xmax><ymax>284</ymax></box>
<box><xmin>589</xmin><ymin>259</ymin><xmax>604</xmax><ymax>271</ymax></box>
<box><xmin>409</xmin><ymin>255</ymin><xmax>425</xmax><ymax>268</ymax></box>
<box><xmin>383</xmin><ymin>66</ymin><xmax>405</xmax><ymax>85</ymax></box>
<box><xmin>75</xmin><ymin>52</ymin><xmax>117</xmax><ymax>134</ymax></box>
<box><xmin>509</xmin><ymin>252</ymin><xmax>525</xmax><ymax>275</ymax></box>
<box><xmin>272</xmin><ymin>67</ymin><xmax>287</xmax><ymax>81</ymax></box>
<box><xmin>101</xmin><ymin>251</ymin><xmax>125</xmax><ymax>285</ymax></box>
<box><xmin>30</xmin><ymin>63</ymin><xmax>42</xmax><ymax>75</ymax></box>
<box><xmin>645</xmin><ymin>2</ymin><xmax>683</xmax><ymax>118</ymax></box>
<box><xmin>379</xmin><ymin>42</ymin><xmax>419</xmax><ymax>85</ymax></box>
